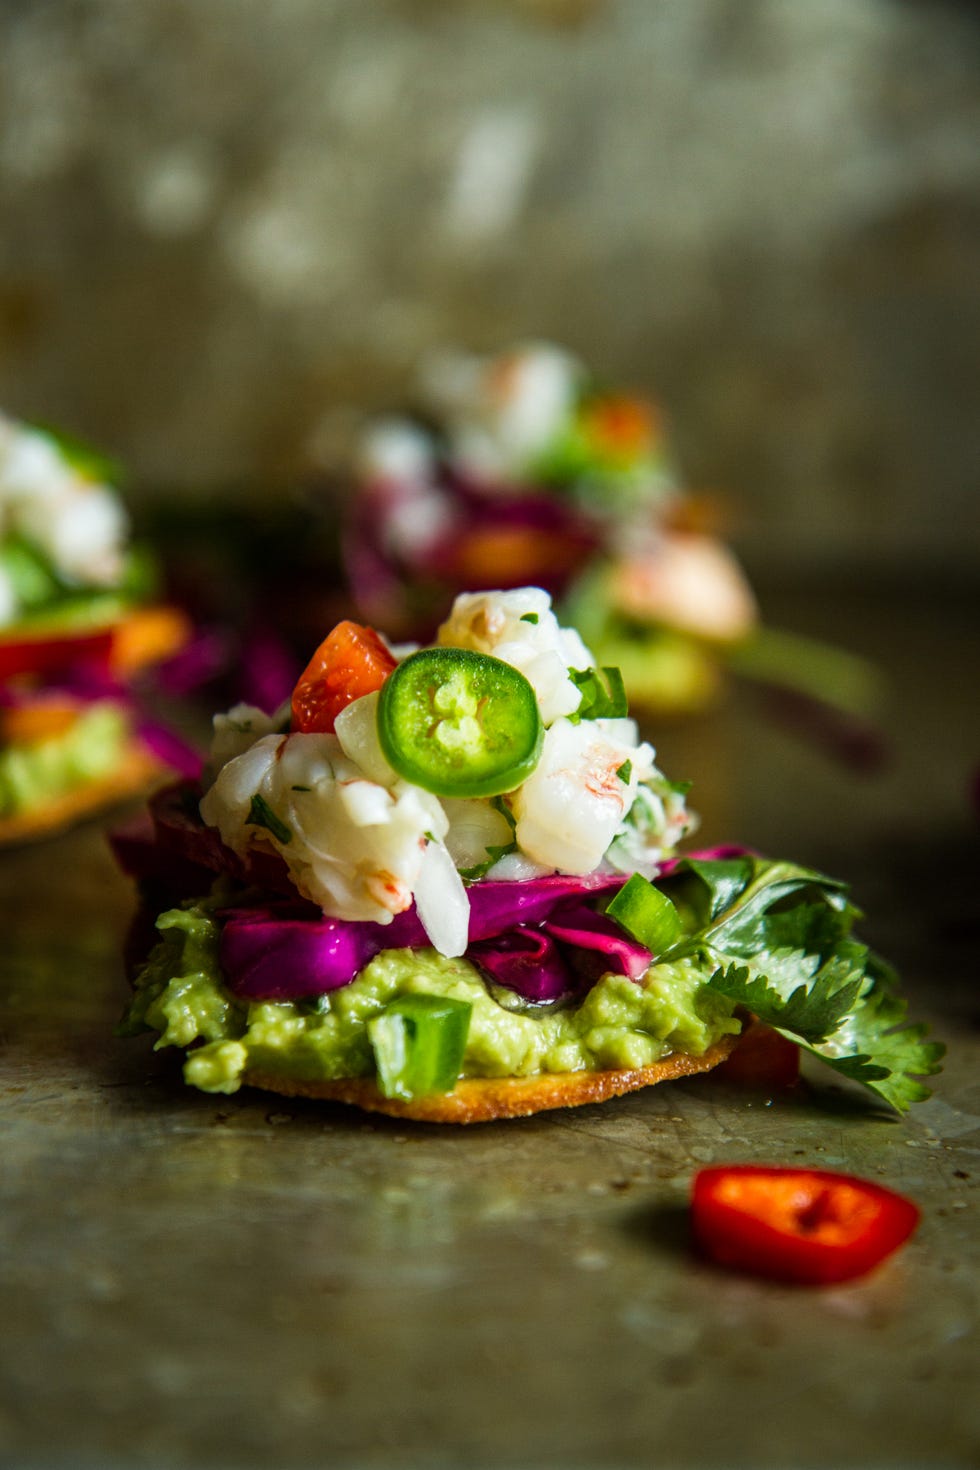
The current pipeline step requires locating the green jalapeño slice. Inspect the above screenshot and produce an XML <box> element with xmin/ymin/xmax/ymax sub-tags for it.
<box><xmin>377</xmin><ymin>647</ymin><xmax>543</xmax><ymax>798</ymax></box>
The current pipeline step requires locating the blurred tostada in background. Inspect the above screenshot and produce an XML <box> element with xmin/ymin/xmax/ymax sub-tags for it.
<box><xmin>0</xmin><ymin>412</ymin><xmax>197</xmax><ymax>841</ymax></box>
<box><xmin>341</xmin><ymin>343</ymin><xmax>884</xmax><ymax>763</ymax></box>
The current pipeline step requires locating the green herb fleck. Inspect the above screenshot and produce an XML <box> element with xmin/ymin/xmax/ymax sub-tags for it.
<box><xmin>568</xmin><ymin>665</ymin><xmax>629</xmax><ymax>722</ymax></box>
<box><xmin>490</xmin><ymin>795</ymin><xmax>517</xmax><ymax>831</ymax></box>
<box><xmin>247</xmin><ymin>793</ymin><xmax>292</xmax><ymax>845</ymax></box>
<box><xmin>616</xmin><ymin>760</ymin><xmax>632</xmax><ymax>784</ymax></box>
<box><xmin>520</xmin><ymin>612</ymin><xmax>539</xmax><ymax>624</ymax></box>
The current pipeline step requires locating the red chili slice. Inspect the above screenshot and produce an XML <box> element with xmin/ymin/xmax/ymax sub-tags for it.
<box><xmin>291</xmin><ymin>620</ymin><xmax>397</xmax><ymax>734</ymax></box>
<box><xmin>691</xmin><ymin>1165</ymin><xmax>920</xmax><ymax>1285</ymax></box>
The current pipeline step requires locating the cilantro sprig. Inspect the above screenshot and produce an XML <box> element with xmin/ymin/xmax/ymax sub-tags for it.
<box><xmin>607</xmin><ymin>855</ymin><xmax>942</xmax><ymax>1112</ymax></box>
<box><xmin>568</xmin><ymin>665</ymin><xmax>629</xmax><ymax>722</ymax></box>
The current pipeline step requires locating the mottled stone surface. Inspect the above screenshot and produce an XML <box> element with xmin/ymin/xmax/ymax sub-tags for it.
<box><xmin>2</xmin><ymin>583</ymin><xmax>979</xmax><ymax>1469</ymax></box>
<box><xmin>0</xmin><ymin>0</ymin><xmax>978</xmax><ymax>576</ymax></box>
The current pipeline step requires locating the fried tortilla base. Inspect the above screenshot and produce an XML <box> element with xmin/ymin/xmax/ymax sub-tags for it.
<box><xmin>0</xmin><ymin>742</ymin><xmax>163</xmax><ymax>847</ymax></box>
<box><xmin>245</xmin><ymin>1033</ymin><xmax>740</xmax><ymax>1124</ymax></box>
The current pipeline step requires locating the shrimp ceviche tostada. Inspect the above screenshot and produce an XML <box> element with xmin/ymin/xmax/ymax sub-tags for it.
<box><xmin>347</xmin><ymin>344</ymin><xmax>881</xmax><ymax>737</ymax></box>
<box><xmin>115</xmin><ymin>588</ymin><xmax>940</xmax><ymax>1122</ymax></box>
<box><xmin>0</xmin><ymin>412</ymin><xmax>190</xmax><ymax>841</ymax></box>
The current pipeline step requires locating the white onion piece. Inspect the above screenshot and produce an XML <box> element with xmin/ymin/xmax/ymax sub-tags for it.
<box><xmin>484</xmin><ymin>850</ymin><xmax>553</xmax><ymax>882</ymax></box>
<box><xmin>441</xmin><ymin>797</ymin><xmax>513</xmax><ymax>872</ymax></box>
<box><xmin>275</xmin><ymin>731</ymin><xmax>340</xmax><ymax>792</ymax></box>
<box><xmin>334</xmin><ymin>692</ymin><xmax>396</xmax><ymax>785</ymax></box>
<box><xmin>413</xmin><ymin>839</ymin><xmax>470</xmax><ymax>958</ymax></box>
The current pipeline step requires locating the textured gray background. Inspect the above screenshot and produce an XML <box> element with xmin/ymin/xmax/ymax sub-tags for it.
<box><xmin>0</xmin><ymin>0</ymin><xmax>978</xmax><ymax>577</ymax></box>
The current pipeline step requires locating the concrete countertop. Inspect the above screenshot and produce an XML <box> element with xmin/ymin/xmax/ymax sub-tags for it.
<box><xmin>2</xmin><ymin>583</ymin><xmax>978</xmax><ymax>1470</ymax></box>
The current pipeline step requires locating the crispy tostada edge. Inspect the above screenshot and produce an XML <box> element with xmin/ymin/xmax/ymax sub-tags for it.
<box><xmin>245</xmin><ymin>1033</ymin><xmax>740</xmax><ymax>1124</ymax></box>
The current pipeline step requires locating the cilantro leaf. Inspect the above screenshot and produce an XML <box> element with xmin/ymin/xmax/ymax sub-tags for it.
<box><xmin>246</xmin><ymin>793</ymin><xmax>292</xmax><ymax>845</ymax></box>
<box><xmin>568</xmin><ymin>665</ymin><xmax>628</xmax><ymax>722</ymax></box>
<box><xmin>670</xmin><ymin>857</ymin><xmax>754</xmax><ymax>924</ymax></box>
<box><xmin>704</xmin><ymin>859</ymin><xmax>849</xmax><ymax>952</ymax></box>
<box><xmin>805</xmin><ymin>965</ymin><xmax>945</xmax><ymax>1112</ymax></box>
<box><xmin>34</xmin><ymin>421</ymin><xmax>122</xmax><ymax>484</ymax></box>
<box><xmin>707</xmin><ymin>954</ymin><xmax>865</xmax><ymax>1045</ymax></box>
<box><xmin>663</xmin><ymin>854</ymin><xmax>943</xmax><ymax>1113</ymax></box>
<box><xmin>706</xmin><ymin>948</ymin><xmax>942</xmax><ymax>1112</ymax></box>
<box><xmin>759</xmin><ymin>900</ymin><xmax>858</xmax><ymax>958</ymax></box>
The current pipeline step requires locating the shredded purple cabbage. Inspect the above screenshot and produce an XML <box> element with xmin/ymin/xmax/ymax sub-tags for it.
<box><xmin>0</xmin><ymin>667</ymin><xmax>128</xmax><ymax>707</ymax></box>
<box><xmin>235</xmin><ymin>625</ymin><xmax>299</xmax><ymax>715</ymax></box>
<box><xmin>136</xmin><ymin>721</ymin><xmax>205</xmax><ymax>781</ymax></box>
<box><xmin>467</xmin><ymin>927</ymin><xmax>570</xmax><ymax>1002</ymax></box>
<box><xmin>540</xmin><ymin>903</ymin><xmax>652</xmax><ymax>981</ymax></box>
<box><xmin>219</xmin><ymin>872</ymin><xmax>630</xmax><ymax>1003</ymax></box>
<box><xmin>152</xmin><ymin>627</ymin><xmax>232</xmax><ymax>698</ymax></box>
<box><xmin>343</xmin><ymin>460</ymin><xmax>600</xmax><ymax>634</ymax></box>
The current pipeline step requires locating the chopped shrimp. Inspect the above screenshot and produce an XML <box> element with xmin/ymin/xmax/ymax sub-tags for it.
<box><xmin>420</xmin><ymin>344</ymin><xmax>581</xmax><ymax>482</ymax></box>
<box><xmin>611</xmin><ymin>531</ymin><xmax>757</xmax><ymax>643</ymax></box>
<box><xmin>362</xmin><ymin>868</ymin><xmax>412</xmax><ymax>913</ymax></box>
<box><xmin>513</xmin><ymin>718</ymin><xmax>656</xmax><ymax>874</ymax></box>
<box><xmin>200</xmin><ymin>728</ymin><xmax>455</xmax><ymax>930</ymax></box>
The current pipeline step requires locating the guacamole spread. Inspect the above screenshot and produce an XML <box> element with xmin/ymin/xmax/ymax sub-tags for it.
<box><xmin>122</xmin><ymin>899</ymin><xmax>741</xmax><ymax>1096</ymax></box>
<box><xmin>0</xmin><ymin>702</ymin><xmax>131</xmax><ymax>816</ymax></box>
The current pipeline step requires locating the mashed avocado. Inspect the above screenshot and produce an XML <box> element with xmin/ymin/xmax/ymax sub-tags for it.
<box><xmin>0</xmin><ymin>703</ymin><xmax>131</xmax><ymax>816</ymax></box>
<box><xmin>122</xmin><ymin>900</ymin><xmax>741</xmax><ymax>1096</ymax></box>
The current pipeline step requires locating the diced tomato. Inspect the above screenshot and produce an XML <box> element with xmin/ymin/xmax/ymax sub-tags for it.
<box><xmin>0</xmin><ymin>606</ymin><xmax>190</xmax><ymax>687</ymax></box>
<box><xmin>451</xmin><ymin>526</ymin><xmax>583</xmax><ymax>588</ymax></box>
<box><xmin>581</xmin><ymin>395</ymin><xmax>657</xmax><ymax>459</ymax></box>
<box><xmin>715</xmin><ymin>1023</ymin><xmax>801</xmax><ymax>1091</ymax></box>
<box><xmin>0</xmin><ymin>695</ymin><xmax>82</xmax><ymax>745</ymax></box>
<box><xmin>291</xmin><ymin>620</ymin><xmax>398</xmax><ymax>733</ymax></box>
<box><xmin>111</xmin><ymin>605</ymin><xmax>192</xmax><ymax>677</ymax></box>
<box><xmin>0</xmin><ymin>627</ymin><xmax>114</xmax><ymax>682</ymax></box>
<box><xmin>691</xmin><ymin>1165</ymin><xmax>920</xmax><ymax>1285</ymax></box>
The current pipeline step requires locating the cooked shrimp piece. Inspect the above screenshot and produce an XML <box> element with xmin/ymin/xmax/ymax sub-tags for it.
<box><xmin>513</xmin><ymin>717</ymin><xmax>655</xmax><ymax>874</ymax></box>
<box><xmin>200</xmin><ymin>728</ymin><xmax>458</xmax><ymax>932</ymax></box>
<box><xmin>611</xmin><ymin>530</ymin><xmax>757</xmax><ymax>644</ymax></box>
<box><xmin>420</xmin><ymin>344</ymin><xmax>581</xmax><ymax>482</ymax></box>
